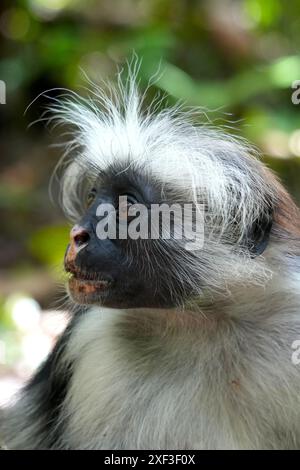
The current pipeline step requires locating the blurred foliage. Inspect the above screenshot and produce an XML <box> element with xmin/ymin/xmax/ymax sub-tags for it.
<box><xmin>0</xmin><ymin>0</ymin><xmax>300</xmax><ymax>317</ymax></box>
<box><xmin>28</xmin><ymin>225</ymin><xmax>69</xmax><ymax>268</ymax></box>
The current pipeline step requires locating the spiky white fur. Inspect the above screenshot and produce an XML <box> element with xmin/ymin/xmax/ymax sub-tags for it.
<box><xmin>2</xmin><ymin>69</ymin><xmax>300</xmax><ymax>449</ymax></box>
<box><xmin>50</xmin><ymin>73</ymin><xmax>280</xmax><ymax>298</ymax></box>
<box><xmin>60</xmin><ymin>295</ymin><xmax>300</xmax><ymax>450</ymax></box>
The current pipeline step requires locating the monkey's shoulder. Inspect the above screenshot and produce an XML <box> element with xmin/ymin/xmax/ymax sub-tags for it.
<box><xmin>57</xmin><ymin>307</ymin><xmax>300</xmax><ymax>449</ymax></box>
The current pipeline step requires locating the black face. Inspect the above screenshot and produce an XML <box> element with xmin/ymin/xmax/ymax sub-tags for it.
<box><xmin>64</xmin><ymin>165</ymin><xmax>193</xmax><ymax>309</ymax></box>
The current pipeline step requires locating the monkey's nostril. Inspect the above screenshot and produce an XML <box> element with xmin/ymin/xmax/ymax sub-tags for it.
<box><xmin>74</xmin><ymin>230</ymin><xmax>90</xmax><ymax>247</ymax></box>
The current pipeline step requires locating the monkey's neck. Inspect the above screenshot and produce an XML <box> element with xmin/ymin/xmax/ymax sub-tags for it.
<box><xmin>122</xmin><ymin>271</ymin><xmax>300</xmax><ymax>337</ymax></box>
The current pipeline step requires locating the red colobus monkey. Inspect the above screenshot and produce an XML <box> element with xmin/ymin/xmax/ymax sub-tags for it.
<box><xmin>2</xmin><ymin>69</ymin><xmax>300</xmax><ymax>449</ymax></box>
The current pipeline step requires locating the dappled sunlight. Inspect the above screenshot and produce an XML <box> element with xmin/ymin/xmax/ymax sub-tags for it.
<box><xmin>0</xmin><ymin>295</ymin><xmax>68</xmax><ymax>406</ymax></box>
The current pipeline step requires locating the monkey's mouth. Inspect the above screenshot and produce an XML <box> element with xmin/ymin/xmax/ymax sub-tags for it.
<box><xmin>65</xmin><ymin>265</ymin><xmax>113</xmax><ymax>303</ymax></box>
<box><xmin>69</xmin><ymin>276</ymin><xmax>111</xmax><ymax>291</ymax></box>
<box><xmin>67</xmin><ymin>275</ymin><xmax>113</xmax><ymax>304</ymax></box>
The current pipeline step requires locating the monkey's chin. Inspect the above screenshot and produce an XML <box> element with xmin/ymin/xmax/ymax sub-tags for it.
<box><xmin>67</xmin><ymin>277</ymin><xmax>111</xmax><ymax>305</ymax></box>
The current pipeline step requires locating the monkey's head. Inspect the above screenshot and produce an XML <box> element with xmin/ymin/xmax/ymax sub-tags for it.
<box><xmin>53</xmin><ymin>78</ymin><xmax>299</xmax><ymax>310</ymax></box>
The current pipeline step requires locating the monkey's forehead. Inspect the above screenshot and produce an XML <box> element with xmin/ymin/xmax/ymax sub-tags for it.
<box><xmin>67</xmin><ymin>124</ymin><xmax>256</xmax><ymax>196</ymax></box>
<box><xmin>69</xmin><ymin>134</ymin><xmax>273</xmax><ymax>205</ymax></box>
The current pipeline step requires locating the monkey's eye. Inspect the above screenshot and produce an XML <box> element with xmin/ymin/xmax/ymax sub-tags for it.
<box><xmin>117</xmin><ymin>194</ymin><xmax>137</xmax><ymax>222</ymax></box>
<box><xmin>86</xmin><ymin>188</ymin><xmax>97</xmax><ymax>208</ymax></box>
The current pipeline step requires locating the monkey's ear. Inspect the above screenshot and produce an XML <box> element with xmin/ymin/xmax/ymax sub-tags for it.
<box><xmin>245</xmin><ymin>207</ymin><xmax>273</xmax><ymax>257</ymax></box>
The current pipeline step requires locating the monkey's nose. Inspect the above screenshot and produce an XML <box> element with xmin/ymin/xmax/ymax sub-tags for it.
<box><xmin>70</xmin><ymin>225</ymin><xmax>90</xmax><ymax>250</ymax></box>
<box><xmin>65</xmin><ymin>225</ymin><xmax>91</xmax><ymax>268</ymax></box>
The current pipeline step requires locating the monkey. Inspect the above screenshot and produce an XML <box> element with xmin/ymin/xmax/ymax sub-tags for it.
<box><xmin>1</xmin><ymin>70</ymin><xmax>300</xmax><ymax>450</ymax></box>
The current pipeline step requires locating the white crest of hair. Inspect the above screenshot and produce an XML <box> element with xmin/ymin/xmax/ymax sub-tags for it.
<box><xmin>48</xmin><ymin>64</ymin><xmax>278</xmax><ymax>293</ymax></box>
<box><xmin>49</xmin><ymin>64</ymin><xmax>275</xmax><ymax>233</ymax></box>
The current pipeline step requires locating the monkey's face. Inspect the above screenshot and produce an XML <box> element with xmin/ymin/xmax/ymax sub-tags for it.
<box><xmin>63</xmin><ymin>158</ymin><xmax>276</xmax><ymax>309</ymax></box>
<box><xmin>64</xmin><ymin>167</ymin><xmax>195</xmax><ymax>309</ymax></box>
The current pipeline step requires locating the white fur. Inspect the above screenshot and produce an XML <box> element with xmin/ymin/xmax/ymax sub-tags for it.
<box><xmin>52</xmin><ymin>77</ymin><xmax>275</xmax><ymax>236</ymax></box>
<box><xmin>60</xmin><ymin>284</ymin><xmax>300</xmax><ymax>449</ymax></box>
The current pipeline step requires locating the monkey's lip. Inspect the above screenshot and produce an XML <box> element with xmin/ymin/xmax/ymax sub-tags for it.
<box><xmin>68</xmin><ymin>276</ymin><xmax>111</xmax><ymax>294</ymax></box>
<box><xmin>65</xmin><ymin>261</ymin><xmax>112</xmax><ymax>283</ymax></box>
<box><xmin>66</xmin><ymin>267</ymin><xmax>113</xmax><ymax>293</ymax></box>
